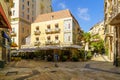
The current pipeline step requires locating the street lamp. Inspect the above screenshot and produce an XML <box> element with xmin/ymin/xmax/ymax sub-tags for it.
<box><xmin>84</xmin><ymin>42</ymin><xmax>89</xmax><ymax>61</ymax></box>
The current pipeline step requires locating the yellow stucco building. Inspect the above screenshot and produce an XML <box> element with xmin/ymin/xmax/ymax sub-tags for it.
<box><xmin>89</xmin><ymin>21</ymin><xmax>105</xmax><ymax>40</ymax></box>
<box><xmin>19</xmin><ymin>10</ymin><xmax>82</xmax><ymax>60</ymax></box>
<box><xmin>30</xmin><ymin>9</ymin><xmax>82</xmax><ymax>48</ymax></box>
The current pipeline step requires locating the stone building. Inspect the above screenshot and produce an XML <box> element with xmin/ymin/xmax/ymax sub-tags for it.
<box><xmin>0</xmin><ymin>0</ymin><xmax>13</xmax><ymax>62</ymax></box>
<box><xmin>10</xmin><ymin>0</ymin><xmax>52</xmax><ymax>49</ymax></box>
<box><xmin>104</xmin><ymin>0</ymin><xmax>120</xmax><ymax>66</ymax></box>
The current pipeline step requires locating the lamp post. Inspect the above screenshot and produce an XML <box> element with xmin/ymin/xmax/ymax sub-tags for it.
<box><xmin>84</xmin><ymin>42</ymin><xmax>89</xmax><ymax>61</ymax></box>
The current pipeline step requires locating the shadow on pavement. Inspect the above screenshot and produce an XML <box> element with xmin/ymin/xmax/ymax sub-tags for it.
<box><xmin>84</xmin><ymin>63</ymin><xmax>120</xmax><ymax>75</ymax></box>
<box><xmin>15</xmin><ymin>70</ymin><xmax>40</xmax><ymax>80</ymax></box>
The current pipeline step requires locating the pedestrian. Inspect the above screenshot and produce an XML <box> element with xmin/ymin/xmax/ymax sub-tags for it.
<box><xmin>94</xmin><ymin>52</ymin><xmax>97</xmax><ymax>57</ymax></box>
<box><xmin>44</xmin><ymin>55</ymin><xmax>47</xmax><ymax>61</ymax></box>
<box><xmin>54</xmin><ymin>53</ymin><xmax>59</xmax><ymax>67</ymax></box>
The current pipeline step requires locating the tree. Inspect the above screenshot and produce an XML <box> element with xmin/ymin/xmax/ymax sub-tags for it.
<box><xmin>90</xmin><ymin>35</ymin><xmax>105</xmax><ymax>54</ymax></box>
<box><xmin>81</xmin><ymin>32</ymin><xmax>91</xmax><ymax>60</ymax></box>
<box><xmin>82</xmin><ymin>32</ymin><xmax>91</xmax><ymax>43</ymax></box>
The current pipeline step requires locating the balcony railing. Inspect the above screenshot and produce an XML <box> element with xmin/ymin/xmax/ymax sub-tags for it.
<box><xmin>52</xmin><ymin>40</ymin><xmax>60</xmax><ymax>45</ymax></box>
<box><xmin>34</xmin><ymin>30</ymin><xmax>41</xmax><ymax>35</ymax></box>
<box><xmin>110</xmin><ymin>3</ymin><xmax>120</xmax><ymax>21</ymax></box>
<box><xmin>34</xmin><ymin>42</ymin><xmax>40</xmax><ymax>46</ymax></box>
<box><xmin>45</xmin><ymin>29</ymin><xmax>51</xmax><ymax>34</ymax></box>
<box><xmin>11</xmin><ymin>31</ymin><xmax>16</xmax><ymax>37</ymax></box>
<box><xmin>105</xmin><ymin>31</ymin><xmax>114</xmax><ymax>37</ymax></box>
<box><xmin>45</xmin><ymin>40</ymin><xmax>52</xmax><ymax>45</ymax></box>
<box><xmin>45</xmin><ymin>28</ymin><xmax>61</xmax><ymax>34</ymax></box>
<box><xmin>52</xmin><ymin>28</ymin><xmax>60</xmax><ymax>33</ymax></box>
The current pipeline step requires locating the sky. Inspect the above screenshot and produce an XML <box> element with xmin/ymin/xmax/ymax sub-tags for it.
<box><xmin>52</xmin><ymin>0</ymin><xmax>104</xmax><ymax>32</ymax></box>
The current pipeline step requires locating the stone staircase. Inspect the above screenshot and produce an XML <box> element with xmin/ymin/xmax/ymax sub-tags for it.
<box><xmin>91</xmin><ymin>54</ymin><xmax>111</xmax><ymax>62</ymax></box>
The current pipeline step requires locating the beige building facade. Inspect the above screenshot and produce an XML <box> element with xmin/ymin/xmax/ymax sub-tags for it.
<box><xmin>30</xmin><ymin>10</ymin><xmax>82</xmax><ymax>49</ymax></box>
<box><xmin>21</xmin><ymin>9</ymin><xmax>82</xmax><ymax>60</ymax></box>
<box><xmin>104</xmin><ymin>0</ymin><xmax>120</xmax><ymax>66</ymax></box>
<box><xmin>89</xmin><ymin>21</ymin><xmax>105</xmax><ymax>40</ymax></box>
<box><xmin>11</xmin><ymin>0</ymin><xmax>52</xmax><ymax>49</ymax></box>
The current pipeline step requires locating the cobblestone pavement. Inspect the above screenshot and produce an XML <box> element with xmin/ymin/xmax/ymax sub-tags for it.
<box><xmin>0</xmin><ymin>60</ymin><xmax>120</xmax><ymax>80</ymax></box>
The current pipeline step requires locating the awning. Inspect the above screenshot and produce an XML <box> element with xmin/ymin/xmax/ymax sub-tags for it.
<box><xmin>18</xmin><ymin>48</ymin><xmax>36</xmax><ymax>52</ymax></box>
<box><xmin>0</xmin><ymin>3</ymin><xmax>11</xmax><ymax>29</ymax></box>
<box><xmin>17</xmin><ymin>45</ymin><xmax>82</xmax><ymax>52</ymax></box>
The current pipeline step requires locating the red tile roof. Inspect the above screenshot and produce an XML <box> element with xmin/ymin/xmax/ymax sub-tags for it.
<box><xmin>34</xmin><ymin>9</ymin><xmax>72</xmax><ymax>23</ymax></box>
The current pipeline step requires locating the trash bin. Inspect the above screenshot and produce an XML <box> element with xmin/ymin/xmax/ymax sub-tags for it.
<box><xmin>0</xmin><ymin>60</ymin><xmax>5</xmax><ymax>68</ymax></box>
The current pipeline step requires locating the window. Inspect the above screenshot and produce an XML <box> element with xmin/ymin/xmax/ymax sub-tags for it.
<box><xmin>32</xmin><ymin>11</ymin><xmax>34</xmax><ymax>16</ymax></box>
<box><xmin>36</xmin><ymin>26</ymin><xmax>39</xmax><ymax>30</ymax></box>
<box><xmin>27</xmin><ymin>1</ymin><xmax>30</xmax><ymax>6</ymax></box>
<box><xmin>55</xmin><ymin>35</ymin><xmax>58</xmax><ymax>40</ymax></box>
<box><xmin>47</xmin><ymin>36</ymin><xmax>50</xmax><ymax>40</ymax></box>
<box><xmin>12</xmin><ymin>28</ymin><xmax>15</xmax><ymax>32</ymax></box>
<box><xmin>36</xmin><ymin>37</ymin><xmax>39</xmax><ymax>41</ymax></box>
<box><xmin>12</xmin><ymin>38</ymin><xmax>15</xmax><ymax>42</ymax></box>
<box><xmin>32</xmin><ymin>0</ymin><xmax>34</xmax><ymax>2</ymax></box>
<box><xmin>13</xmin><ymin>10</ymin><xmax>15</xmax><ymax>16</ymax></box>
<box><xmin>22</xmin><ymin>28</ymin><xmax>24</xmax><ymax>33</ymax></box>
<box><xmin>32</xmin><ymin>17</ymin><xmax>34</xmax><ymax>22</ymax></box>
<box><xmin>22</xmin><ymin>38</ymin><xmax>25</xmax><ymax>44</ymax></box>
<box><xmin>64</xmin><ymin>19</ymin><xmax>71</xmax><ymax>30</ymax></box>
<box><xmin>22</xmin><ymin>0</ymin><xmax>24</xmax><ymax>2</ymax></box>
<box><xmin>51</xmin><ymin>15</ymin><xmax>54</xmax><ymax>19</ymax></box>
<box><xmin>27</xmin><ymin>8</ymin><xmax>29</xmax><ymax>13</ymax></box>
<box><xmin>22</xmin><ymin>5</ymin><xmax>24</xmax><ymax>10</ymax></box>
<box><xmin>55</xmin><ymin>24</ymin><xmax>58</xmax><ymax>28</ymax></box>
<box><xmin>22</xmin><ymin>12</ymin><xmax>24</xmax><ymax>17</ymax></box>
<box><xmin>64</xmin><ymin>33</ymin><xmax>71</xmax><ymax>42</ymax></box>
<box><xmin>68</xmin><ymin>23</ymin><xmax>70</xmax><ymax>29</ymax></box>
<box><xmin>68</xmin><ymin>36</ymin><xmax>70</xmax><ymax>41</ymax></box>
<box><xmin>47</xmin><ymin>25</ymin><xmax>50</xmax><ymax>29</ymax></box>
<box><xmin>27</xmin><ymin>15</ymin><xmax>29</xmax><ymax>20</ymax></box>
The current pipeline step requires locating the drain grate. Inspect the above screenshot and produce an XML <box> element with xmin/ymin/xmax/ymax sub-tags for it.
<box><xmin>50</xmin><ymin>70</ymin><xmax>57</xmax><ymax>73</ymax></box>
<box><xmin>6</xmin><ymin>71</ymin><xmax>18</xmax><ymax>76</ymax></box>
<box><xmin>44</xmin><ymin>67</ymin><xmax>49</xmax><ymax>68</ymax></box>
<box><xmin>15</xmin><ymin>70</ymin><xmax>40</xmax><ymax>80</ymax></box>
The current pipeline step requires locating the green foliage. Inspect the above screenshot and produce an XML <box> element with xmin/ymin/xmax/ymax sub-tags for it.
<box><xmin>105</xmin><ymin>47</ymin><xmax>108</xmax><ymax>55</ymax></box>
<box><xmin>61</xmin><ymin>55</ymin><xmax>68</xmax><ymax>61</ymax></box>
<box><xmin>87</xmin><ymin>51</ymin><xmax>92</xmax><ymax>60</ymax></box>
<box><xmin>71</xmin><ymin>55</ymin><xmax>79</xmax><ymax>61</ymax></box>
<box><xmin>82</xmin><ymin>32</ymin><xmax>91</xmax><ymax>42</ymax></box>
<box><xmin>79</xmin><ymin>49</ymin><xmax>85</xmax><ymax>61</ymax></box>
<box><xmin>90</xmin><ymin>35</ymin><xmax>105</xmax><ymax>54</ymax></box>
<box><xmin>34</xmin><ymin>50</ymin><xmax>45</xmax><ymax>60</ymax></box>
<box><xmin>71</xmin><ymin>50</ymin><xmax>79</xmax><ymax>61</ymax></box>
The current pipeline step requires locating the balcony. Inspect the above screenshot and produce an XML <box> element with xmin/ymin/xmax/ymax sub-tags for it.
<box><xmin>45</xmin><ymin>29</ymin><xmax>51</xmax><ymax>34</ymax></box>
<box><xmin>110</xmin><ymin>3</ymin><xmax>120</xmax><ymax>25</ymax></box>
<box><xmin>52</xmin><ymin>40</ymin><xmax>60</xmax><ymax>45</ymax></box>
<box><xmin>52</xmin><ymin>28</ymin><xmax>60</xmax><ymax>33</ymax></box>
<box><xmin>34</xmin><ymin>30</ymin><xmax>41</xmax><ymax>35</ymax></box>
<box><xmin>45</xmin><ymin>40</ymin><xmax>52</xmax><ymax>45</ymax></box>
<box><xmin>105</xmin><ymin>32</ymin><xmax>114</xmax><ymax>37</ymax></box>
<box><xmin>34</xmin><ymin>42</ymin><xmax>40</xmax><ymax>46</ymax></box>
<box><xmin>11</xmin><ymin>31</ymin><xmax>16</xmax><ymax>37</ymax></box>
